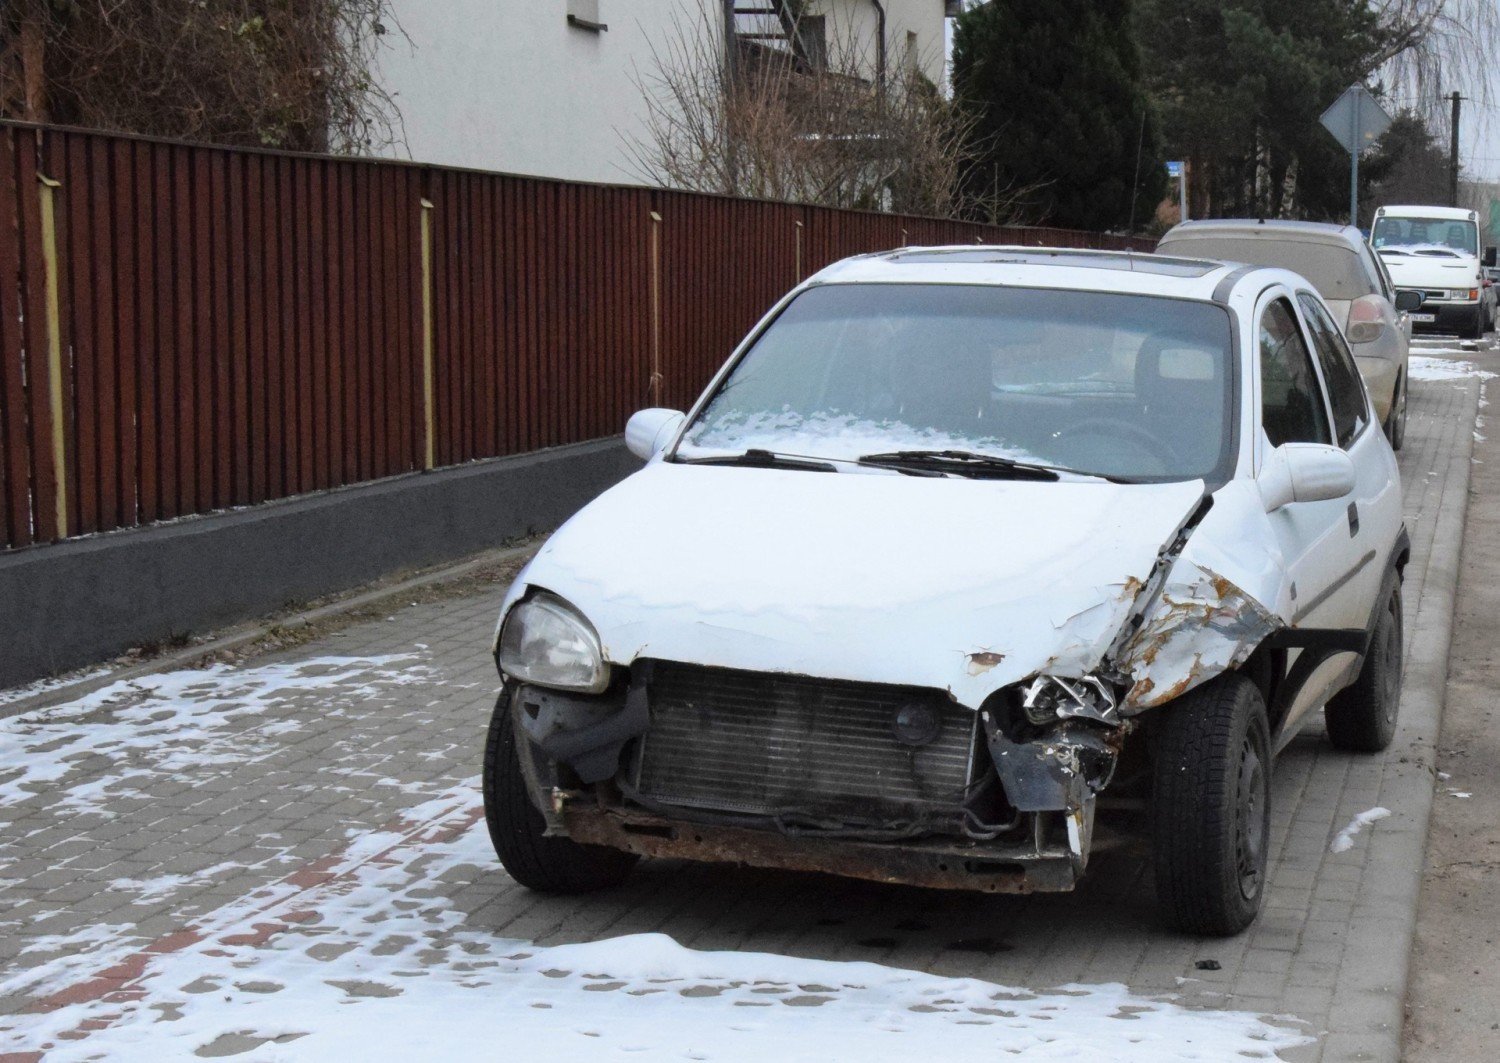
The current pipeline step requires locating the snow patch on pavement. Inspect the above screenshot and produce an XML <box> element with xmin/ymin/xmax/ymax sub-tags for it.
<box><xmin>107</xmin><ymin>861</ymin><xmax>246</xmax><ymax>903</ymax></box>
<box><xmin>1330</xmin><ymin>807</ymin><xmax>1391</xmax><ymax>853</ymax></box>
<box><xmin>0</xmin><ymin>666</ymin><xmax>116</xmax><ymax>709</ymax></box>
<box><xmin>1408</xmin><ymin>355</ymin><xmax>1498</xmax><ymax>382</ymax></box>
<box><xmin>1</xmin><ymin>785</ymin><xmax>1314</xmax><ymax>1062</ymax></box>
<box><xmin>0</xmin><ymin>654</ymin><xmax>430</xmax><ymax>815</ymax></box>
<box><xmin>0</xmin><ymin>923</ymin><xmax>144</xmax><ymax>1002</ymax></box>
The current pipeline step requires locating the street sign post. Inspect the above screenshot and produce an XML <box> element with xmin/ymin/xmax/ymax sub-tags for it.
<box><xmin>1320</xmin><ymin>85</ymin><xmax>1393</xmax><ymax>227</ymax></box>
<box><xmin>1166</xmin><ymin>160</ymin><xmax>1186</xmax><ymax>221</ymax></box>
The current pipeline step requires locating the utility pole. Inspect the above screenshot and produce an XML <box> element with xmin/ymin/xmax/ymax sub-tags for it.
<box><xmin>1449</xmin><ymin>90</ymin><xmax>1462</xmax><ymax>208</ymax></box>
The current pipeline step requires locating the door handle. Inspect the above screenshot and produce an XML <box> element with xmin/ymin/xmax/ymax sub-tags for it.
<box><xmin>1347</xmin><ymin>501</ymin><xmax>1360</xmax><ymax>536</ymax></box>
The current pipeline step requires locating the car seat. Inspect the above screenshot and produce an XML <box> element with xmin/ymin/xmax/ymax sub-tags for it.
<box><xmin>1134</xmin><ymin>340</ymin><xmax>1224</xmax><ymax>474</ymax></box>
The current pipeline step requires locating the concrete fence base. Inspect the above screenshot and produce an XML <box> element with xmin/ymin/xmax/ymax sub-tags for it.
<box><xmin>0</xmin><ymin>438</ymin><xmax>638</xmax><ymax>689</ymax></box>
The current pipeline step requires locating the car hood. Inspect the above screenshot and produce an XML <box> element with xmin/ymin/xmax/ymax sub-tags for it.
<box><xmin>1379</xmin><ymin>249</ymin><xmax>1480</xmax><ymax>290</ymax></box>
<box><xmin>507</xmin><ymin>462</ymin><xmax>1210</xmax><ymax>708</ymax></box>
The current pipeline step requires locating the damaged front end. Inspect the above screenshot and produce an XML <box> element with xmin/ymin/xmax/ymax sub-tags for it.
<box><xmin>505</xmin><ymin>659</ymin><xmax>1140</xmax><ymax>894</ymax></box>
<box><xmin>498</xmin><ymin>483</ymin><xmax>1294</xmax><ymax>895</ymax></box>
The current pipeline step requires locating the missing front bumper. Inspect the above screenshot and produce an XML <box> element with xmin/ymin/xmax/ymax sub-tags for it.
<box><xmin>561</xmin><ymin>804</ymin><xmax>1084</xmax><ymax>893</ymax></box>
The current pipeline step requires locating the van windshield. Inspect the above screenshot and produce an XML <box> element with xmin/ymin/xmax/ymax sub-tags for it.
<box><xmin>1372</xmin><ymin>216</ymin><xmax>1478</xmax><ymax>254</ymax></box>
<box><xmin>676</xmin><ymin>283</ymin><xmax>1235</xmax><ymax>483</ymax></box>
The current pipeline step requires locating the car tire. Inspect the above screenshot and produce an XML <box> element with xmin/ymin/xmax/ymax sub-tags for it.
<box><xmin>1324</xmin><ymin>582</ymin><xmax>1403</xmax><ymax>753</ymax></box>
<box><xmin>1150</xmin><ymin>674</ymin><xmax>1271</xmax><ymax>937</ymax></box>
<box><xmin>1463</xmin><ymin>308</ymin><xmax>1484</xmax><ymax>340</ymax></box>
<box><xmin>482</xmin><ymin>693</ymin><xmax>638</xmax><ymax>892</ymax></box>
<box><xmin>1384</xmin><ymin>372</ymin><xmax>1407</xmax><ymax>451</ymax></box>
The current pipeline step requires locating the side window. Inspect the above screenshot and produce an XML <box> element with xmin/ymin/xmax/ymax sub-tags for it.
<box><xmin>1360</xmin><ymin>244</ymin><xmax>1391</xmax><ymax>300</ymax></box>
<box><xmin>1297</xmin><ymin>292</ymin><xmax>1369</xmax><ymax>447</ymax></box>
<box><xmin>1259</xmin><ymin>298</ymin><xmax>1332</xmax><ymax>447</ymax></box>
<box><xmin>1368</xmin><ymin>246</ymin><xmax>1395</xmax><ymax>301</ymax></box>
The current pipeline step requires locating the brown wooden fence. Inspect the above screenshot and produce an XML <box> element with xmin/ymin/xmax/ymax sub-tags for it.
<box><xmin>0</xmin><ymin>121</ymin><xmax>1153</xmax><ymax>550</ymax></box>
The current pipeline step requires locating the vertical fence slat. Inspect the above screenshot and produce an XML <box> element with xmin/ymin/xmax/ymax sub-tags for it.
<box><xmin>0</xmin><ymin>129</ymin><xmax>32</xmax><ymax>547</ymax></box>
<box><xmin>16</xmin><ymin>132</ymin><xmax>58</xmax><ymax>544</ymax></box>
<box><xmin>134</xmin><ymin>140</ymin><xmax>159</xmax><ymax>525</ymax></box>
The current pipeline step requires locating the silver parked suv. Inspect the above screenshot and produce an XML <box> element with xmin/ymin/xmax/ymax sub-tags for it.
<box><xmin>1158</xmin><ymin>220</ymin><xmax>1419</xmax><ymax>450</ymax></box>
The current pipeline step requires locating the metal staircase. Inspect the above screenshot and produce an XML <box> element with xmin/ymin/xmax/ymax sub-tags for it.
<box><xmin>728</xmin><ymin>1</ymin><xmax>823</xmax><ymax>71</ymax></box>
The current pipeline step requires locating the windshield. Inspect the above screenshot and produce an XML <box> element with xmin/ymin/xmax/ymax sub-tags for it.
<box><xmin>1372</xmin><ymin>216</ymin><xmax>1478</xmax><ymax>255</ymax></box>
<box><xmin>677</xmin><ymin>283</ymin><xmax>1235</xmax><ymax>482</ymax></box>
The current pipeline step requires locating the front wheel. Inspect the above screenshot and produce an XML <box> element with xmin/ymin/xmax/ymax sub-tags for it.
<box><xmin>1324</xmin><ymin>582</ymin><xmax>1403</xmax><ymax>752</ymax></box>
<box><xmin>1384</xmin><ymin>371</ymin><xmax>1407</xmax><ymax>451</ymax></box>
<box><xmin>1463</xmin><ymin>308</ymin><xmax>1484</xmax><ymax>340</ymax></box>
<box><xmin>1150</xmin><ymin>674</ymin><xmax>1271</xmax><ymax>936</ymax></box>
<box><xmin>482</xmin><ymin>694</ymin><xmax>638</xmax><ymax>893</ymax></box>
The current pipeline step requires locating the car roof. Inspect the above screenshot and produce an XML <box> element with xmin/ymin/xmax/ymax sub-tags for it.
<box><xmin>807</xmin><ymin>245</ymin><xmax>1248</xmax><ymax>302</ymax></box>
<box><xmin>1160</xmin><ymin>219</ymin><xmax>1366</xmax><ymax>251</ymax></box>
<box><xmin>1376</xmin><ymin>204</ymin><xmax>1475</xmax><ymax>221</ymax></box>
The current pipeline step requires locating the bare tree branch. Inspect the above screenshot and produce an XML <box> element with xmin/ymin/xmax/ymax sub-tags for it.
<box><xmin>2</xmin><ymin>0</ymin><xmax>405</xmax><ymax>154</ymax></box>
<box><xmin>624</xmin><ymin>6</ymin><xmax>1029</xmax><ymax>220</ymax></box>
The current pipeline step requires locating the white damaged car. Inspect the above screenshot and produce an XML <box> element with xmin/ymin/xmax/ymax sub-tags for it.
<box><xmin>484</xmin><ymin>247</ymin><xmax>1408</xmax><ymax>935</ymax></box>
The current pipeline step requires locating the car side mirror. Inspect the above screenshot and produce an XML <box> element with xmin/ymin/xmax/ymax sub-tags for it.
<box><xmin>625</xmin><ymin>408</ymin><xmax>686</xmax><ymax>461</ymax></box>
<box><xmin>1485</xmin><ymin>245</ymin><xmax>1497</xmax><ymax>268</ymax></box>
<box><xmin>1260</xmin><ymin>443</ymin><xmax>1357</xmax><ymax>512</ymax></box>
<box><xmin>1393</xmin><ymin>289</ymin><xmax>1424</xmax><ymax>312</ymax></box>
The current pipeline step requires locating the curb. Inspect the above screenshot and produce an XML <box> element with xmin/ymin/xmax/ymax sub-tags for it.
<box><xmin>1326</xmin><ymin>375</ymin><xmax>1479</xmax><ymax>1062</ymax></box>
<box><xmin>0</xmin><ymin>540</ymin><xmax>535</xmax><ymax>722</ymax></box>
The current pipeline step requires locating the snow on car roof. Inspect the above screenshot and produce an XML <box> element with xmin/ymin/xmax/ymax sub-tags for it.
<box><xmin>810</xmin><ymin>245</ymin><xmax>1241</xmax><ymax>301</ymax></box>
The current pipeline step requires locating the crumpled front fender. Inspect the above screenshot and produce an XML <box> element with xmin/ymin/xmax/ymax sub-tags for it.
<box><xmin>1110</xmin><ymin>480</ymin><xmax>1287</xmax><ymax>710</ymax></box>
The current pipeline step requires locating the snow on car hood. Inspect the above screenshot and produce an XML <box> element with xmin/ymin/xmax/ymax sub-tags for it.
<box><xmin>1378</xmin><ymin>245</ymin><xmax>1480</xmax><ymax>290</ymax></box>
<box><xmin>508</xmin><ymin>462</ymin><xmax>1210</xmax><ymax>709</ymax></box>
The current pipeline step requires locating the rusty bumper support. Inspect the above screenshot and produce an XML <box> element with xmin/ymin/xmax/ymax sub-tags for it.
<box><xmin>562</xmin><ymin>805</ymin><xmax>1081</xmax><ymax>893</ymax></box>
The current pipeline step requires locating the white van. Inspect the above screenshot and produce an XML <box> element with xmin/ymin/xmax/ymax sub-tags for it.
<box><xmin>1370</xmin><ymin>205</ymin><xmax>1487</xmax><ymax>338</ymax></box>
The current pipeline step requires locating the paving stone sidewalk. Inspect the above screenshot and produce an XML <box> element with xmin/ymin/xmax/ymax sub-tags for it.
<box><xmin>0</xmin><ymin>366</ymin><xmax>1481</xmax><ymax>1062</ymax></box>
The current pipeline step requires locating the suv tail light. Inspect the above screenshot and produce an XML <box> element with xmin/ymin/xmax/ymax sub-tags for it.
<box><xmin>1346</xmin><ymin>294</ymin><xmax>1387</xmax><ymax>344</ymax></box>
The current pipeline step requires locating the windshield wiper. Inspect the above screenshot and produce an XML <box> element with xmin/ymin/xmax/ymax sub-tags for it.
<box><xmin>856</xmin><ymin>449</ymin><xmax>1061</xmax><ymax>481</ymax></box>
<box><xmin>674</xmin><ymin>448</ymin><xmax>836</xmax><ymax>472</ymax></box>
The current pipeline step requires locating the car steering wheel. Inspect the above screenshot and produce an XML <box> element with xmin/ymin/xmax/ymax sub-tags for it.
<box><xmin>1050</xmin><ymin>418</ymin><xmax>1176</xmax><ymax>476</ymax></box>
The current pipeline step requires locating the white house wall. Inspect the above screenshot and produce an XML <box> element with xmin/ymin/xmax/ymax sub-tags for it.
<box><xmin>376</xmin><ymin>0</ymin><xmax>947</xmax><ymax>185</ymax></box>
<box><xmin>376</xmin><ymin>0</ymin><xmax>718</xmax><ymax>185</ymax></box>
<box><xmin>810</xmin><ymin>0</ymin><xmax>946</xmax><ymax>87</ymax></box>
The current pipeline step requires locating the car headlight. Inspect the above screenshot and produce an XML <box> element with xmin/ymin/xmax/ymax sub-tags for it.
<box><xmin>497</xmin><ymin>592</ymin><xmax>610</xmax><ymax>694</ymax></box>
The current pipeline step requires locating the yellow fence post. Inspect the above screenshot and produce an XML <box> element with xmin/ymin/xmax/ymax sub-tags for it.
<box><xmin>420</xmin><ymin>197</ymin><xmax>435</xmax><ymax>470</ymax></box>
<box><xmin>37</xmin><ymin>172</ymin><xmax>67</xmax><ymax>539</ymax></box>
<box><xmin>649</xmin><ymin>210</ymin><xmax>663</xmax><ymax>407</ymax></box>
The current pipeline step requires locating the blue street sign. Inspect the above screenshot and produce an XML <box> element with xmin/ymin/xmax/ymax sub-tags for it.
<box><xmin>1166</xmin><ymin>160</ymin><xmax>1183</xmax><ymax>178</ymax></box>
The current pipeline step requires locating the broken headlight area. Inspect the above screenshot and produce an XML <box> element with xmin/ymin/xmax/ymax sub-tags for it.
<box><xmin>1018</xmin><ymin>674</ymin><xmax>1119</xmax><ymax>726</ymax></box>
<box><xmin>987</xmin><ymin>676</ymin><xmax>1127</xmax><ymax>810</ymax></box>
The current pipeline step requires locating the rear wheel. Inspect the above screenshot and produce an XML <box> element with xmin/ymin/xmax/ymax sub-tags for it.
<box><xmin>1151</xmin><ymin>674</ymin><xmax>1271</xmax><ymax>936</ymax></box>
<box><xmin>1324</xmin><ymin>582</ymin><xmax>1403</xmax><ymax>752</ymax></box>
<box><xmin>482</xmin><ymin>694</ymin><xmax>638</xmax><ymax>892</ymax></box>
<box><xmin>1384</xmin><ymin>371</ymin><xmax>1407</xmax><ymax>451</ymax></box>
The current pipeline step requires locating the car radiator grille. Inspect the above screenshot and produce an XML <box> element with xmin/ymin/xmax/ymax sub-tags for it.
<box><xmin>631</xmin><ymin>661</ymin><xmax>977</xmax><ymax>822</ymax></box>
